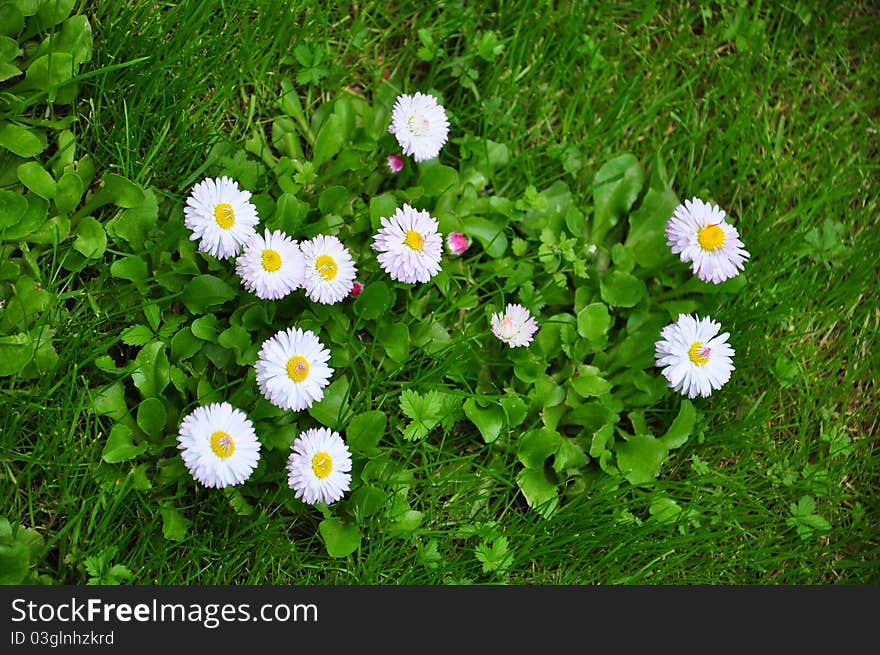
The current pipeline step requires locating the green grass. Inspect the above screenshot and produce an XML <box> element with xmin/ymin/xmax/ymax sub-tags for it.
<box><xmin>2</xmin><ymin>0</ymin><xmax>878</xmax><ymax>584</ymax></box>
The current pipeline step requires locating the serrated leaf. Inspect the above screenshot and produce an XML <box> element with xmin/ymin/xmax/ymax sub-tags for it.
<box><xmin>119</xmin><ymin>324</ymin><xmax>154</xmax><ymax>346</ymax></box>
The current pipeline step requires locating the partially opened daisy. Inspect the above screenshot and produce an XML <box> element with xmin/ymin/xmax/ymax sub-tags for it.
<box><xmin>665</xmin><ymin>197</ymin><xmax>750</xmax><ymax>284</ymax></box>
<box><xmin>235</xmin><ymin>229</ymin><xmax>305</xmax><ymax>300</ymax></box>
<box><xmin>655</xmin><ymin>313</ymin><xmax>735</xmax><ymax>399</ymax></box>
<box><xmin>387</xmin><ymin>154</ymin><xmax>404</xmax><ymax>173</ymax></box>
<box><xmin>177</xmin><ymin>402</ymin><xmax>261</xmax><ymax>489</ymax></box>
<box><xmin>389</xmin><ymin>92</ymin><xmax>449</xmax><ymax>162</ymax></box>
<box><xmin>300</xmin><ymin>234</ymin><xmax>357</xmax><ymax>304</ymax></box>
<box><xmin>184</xmin><ymin>176</ymin><xmax>259</xmax><ymax>259</ymax></box>
<box><xmin>372</xmin><ymin>204</ymin><xmax>443</xmax><ymax>283</ymax></box>
<box><xmin>491</xmin><ymin>303</ymin><xmax>539</xmax><ymax>347</ymax></box>
<box><xmin>287</xmin><ymin>427</ymin><xmax>352</xmax><ymax>505</ymax></box>
<box><xmin>255</xmin><ymin>327</ymin><xmax>333</xmax><ymax>411</ymax></box>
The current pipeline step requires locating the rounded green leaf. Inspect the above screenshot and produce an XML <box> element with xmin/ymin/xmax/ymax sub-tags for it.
<box><xmin>0</xmin><ymin>190</ymin><xmax>28</xmax><ymax>229</ymax></box>
<box><xmin>464</xmin><ymin>217</ymin><xmax>508</xmax><ymax>258</ymax></box>
<box><xmin>515</xmin><ymin>468</ymin><xmax>559</xmax><ymax>517</ymax></box>
<box><xmin>180</xmin><ymin>275</ymin><xmax>236</xmax><ymax>313</ymax></box>
<box><xmin>419</xmin><ymin>163</ymin><xmax>459</xmax><ymax>196</ymax></box>
<box><xmin>577</xmin><ymin>302</ymin><xmax>611</xmax><ymax>340</ymax></box>
<box><xmin>616</xmin><ymin>434</ymin><xmax>668</xmax><ymax>485</ymax></box>
<box><xmin>353</xmin><ymin>281</ymin><xmax>393</xmax><ymax>320</ymax></box>
<box><xmin>318</xmin><ymin>518</ymin><xmax>360</xmax><ymax>558</ymax></box>
<box><xmin>17</xmin><ymin>161</ymin><xmax>56</xmax><ymax>199</ymax></box>
<box><xmin>101</xmin><ymin>173</ymin><xmax>144</xmax><ymax>208</ymax></box>
<box><xmin>0</xmin><ymin>123</ymin><xmax>43</xmax><ymax>158</ymax></box>
<box><xmin>0</xmin><ymin>5</ymin><xmax>24</xmax><ymax>38</ymax></box>
<box><xmin>0</xmin><ymin>541</ymin><xmax>29</xmax><ymax>585</ymax></box>
<box><xmin>346</xmin><ymin>410</ymin><xmax>387</xmax><ymax>456</ymax></box>
<box><xmin>312</xmin><ymin>113</ymin><xmax>345</xmax><ymax>167</ymax></box>
<box><xmin>0</xmin><ymin>332</ymin><xmax>35</xmax><ymax>376</ymax></box>
<box><xmin>136</xmin><ymin>397</ymin><xmax>167</xmax><ymax>438</ymax></box>
<box><xmin>72</xmin><ymin>216</ymin><xmax>107</xmax><ymax>258</ymax></box>
<box><xmin>101</xmin><ymin>423</ymin><xmax>147</xmax><ymax>463</ymax></box>
<box><xmin>463</xmin><ymin>398</ymin><xmax>505</xmax><ymax>443</ymax></box>
<box><xmin>517</xmin><ymin>427</ymin><xmax>563</xmax><ymax>469</ymax></box>
<box><xmin>110</xmin><ymin>255</ymin><xmax>148</xmax><ymax>282</ymax></box>
<box><xmin>54</xmin><ymin>172</ymin><xmax>83</xmax><ymax>213</ymax></box>
<box><xmin>24</xmin><ymin>51</ymin><xmax>74</xmax><ymax>91</ymax></box>
<box><xmin>600</xmin><ymin>270</ymin><xmax>646</xmax><ymax>308</ymax></box>
<box><xmin>308</xmin><ymin>376</ymin><xmax>350</xmax><ymax>429</ymax></box>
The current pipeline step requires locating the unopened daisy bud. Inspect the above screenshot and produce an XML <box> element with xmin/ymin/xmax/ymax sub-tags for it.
<box><xmin>372</xmin><ymin>204</ymin><xmax>443</xmax><ymax>283</ymax></box>
<box><xmin>184</xmin><ymin>176</ymin><xmax>259</xmax><ymax>259</ymax></box>
<box><xmin>177</xmin><ymin>402</ymin><xmax>261</xmax><ymax>489</ymax></box>
<box><xmin>287</xmin><ymin>427</ymin><xmax>352</xmax><ymax>505</ymax></box>
<box><xmin>349</xmin><ymin>281</ymin><xmax>364</xmax><ymax>297</ymax></box>
<box><xmin>446</xmin><ymin>231</ymin><xmax>470</xmax><ymax>256</ymax></box>
<box><xmin>665</xmin><ymin>197</ymin><xmax>750</xmax><ymax>284</ymax></box>
<box><xmin>655</xmin><ymin>313</ymin><xmax>735</xmax><ymax>398</ymax></box>
<box><xmin>491</xmin><ymin>303</ymin><xmax>539</xmax><ymax>348</ymax></box>
<box><xmin>387</xmin><ymin>154</ymin><xmax>404</xmax><ymax>173</ymax></box>
<box><xmin>388</xmin><ymin>92</ymin><xmax>449</xmax><ymax>162</ymax></box>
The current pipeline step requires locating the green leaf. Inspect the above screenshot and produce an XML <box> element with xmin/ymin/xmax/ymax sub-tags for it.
<box><xmin>16</xmin><ymin>161</ymin><xmax>56</xmax><ymax>199</ymax></box>
<box><xmin>369</xmin><ymin>193</ymin><xmax>398</xmax><ymax>230</ymax></box>
<box><xmin>0</xmin><ymin>190</ymin><xmax>28</xmax><ymax>230</ymax></box>
<box><xmin>577</xmin><ymin>302</ymin><xmax>611</xmax><ymax>341</ymax></box>
<box><xmin>136</xmin><ymin>398</ymin><xmax>167</xmax><ymax>438</ymax></box>
<box><xmin>1</xmin><ymin>194</ymin><xmax>46</xmax><ymax>240</ymax></box>
<box><xmin>346</xmin><ymin>410</ymin><xmax>386</xmax><ymax>456</ymax></box>
<box><xmin>190</xmin><ymin>314</ymin><xmax>220</xmax><ymax>341</ymax></box>
<box><xmin>475</xmin><ymin>536</ymin><xmax>514</xmax><ymax>575</ymax></box>
<box><xmin>570</xmin><ymin>365</ymin><xmax>612</xmax><ymax>398</ymax></box>
<box><xmin>419</xmin><ymin>163</ymin><xmax>459</xmax><ymax>196</ymax></box>
<box><xmin>160</xmin><ymin>506</ymin><xmax>189</xmax><ymax>542</ymax></box>
<box><xmin>658</xmin><ymin>399</ymin><xmax>695</xmax><ymax>449</ymax></box>
<box><xmin>650</xmin><ymin>497</ymin><xmax>683</xmax><ymax>524</ymax></box>
<box><xmin>318</xmin><ymin>517</ymin><xmax>360</xmax><ymax>558</ymax></box>
<box><xmin>101</xmin><ymin>173</ymin><xmax>145</xmax><ymax>208</ymax></box>
<box><xmin>110</xmin><ymin>255</ymin><xmax>147</xmax><ymax>282</ymax></box>
<box><xmin>106</xmin><ymin>188</ymin><xmax>158</xmax><ymax>249</ymax></box>
<box><xmin>600</xmin><ymin>270</ymin><xmax>646</xmax><ymax>308</ymax></box>
<box><xmin>308</xmin><ymin>375</ymin><xmax>350</xmax><ymax>428</ymax></box>
<box><xmin>0</xmin><ymin>5</ymin><xmax>24</xmax><ymax>38</ymax></box>
<box><xmin>774</xmin><ymin>354</ymin><xmax>798</xmax><ymax>388</ymax></box>
<box><xmin>51</xmin><ymin>14</ymin><xmax>93</xmax><ymax>66</ymax></box>
<box><xmin>0</xmin><ymin>541</ymin><xmax>29</xmax><ymax>585</ymax></box>
<box><xmin>464</xmin><ymin>217</ymin><xmax>508</xmax><ymax>258</ymax></box>
<box><xmin>350</xmin><ymin>486</ymin><xmax>389</xmax><ymax>521</ymax></box>
<box><xmin>23</xmin><ymin>52</ymin><xmax>75</xmax><ymax>93</ymax></box>
<box><xmin>312</xmin><ymin>113</ymin><xmax>345</xmax><ymax>167</ymax></box>
<box><xmin>353</xmin><ymin>281</ymin><xmax>393</xmax><ymax>320</ymax></box>
<box><xmin>553</xmin><ymin>438</ymin><xmax>588</xmax><ymax>472</ymax></box>
<box><xmin>54</xmin><ymin>172</ymin><xmax>83</xmax><ymax>213</ymax></box>
<box><xmin>180</xmin><ymin>275</ymin><xmax>236</xmax><ymax>313</ymax></box>
<box><xmin>616</xmin><ymin>434</ymin><xmax>668</xmax><ymax>485</ymax></box>
<box><xmin>625</xmin><ymin>187</ymin><xmax>679</xmax><ymax>270</ymax></box>
<box><xmin>72</xmin><ymin>216</ymin><xmax>107</xmax><ymax>259</ymax></box>
<box><xmin>400</xmin><ymin>389</ymin><xmax>444</xmax><ymax>441</ymax></box>
<box><xmin>592</xmin><ymin>153</ymin><xmax>644</xmax><ymax>245</ymax></box>
<box><xmin>131</xmin><ymin>342</ymin><xmax>170</xmax><ymax>399</ymax></box>
<box><xmin>389</xmin><ymin>509</ymin><xmax>424</xmax><ymax>536</ymax></box>
<box><xmin>515</xmin><ymin>469</ymin><xmax>558</xmax><ymax>517</ymax></box>
<box><xmin>377</xmin><ymin>322</ymin><xmax>409</xmax><ymax>363</ymax></box>
<box><xmin>517</xmin><ymin>427</ymin><xmax>562</xmax><ymax>469</ymax></box>
<box><xmin>119</xmin><ymin>324</ymin><xmax>154</xmax><ymax>346</ymax></box>
<box><xmin>0</xmin><ymin>123</ymin><xmax>44</xmax><ymax>157</ymax></box>
<box><xmin>0</xmin><ymin>332</ymin><xmax>36</xmax><ymax>376</ymax></box>
<box><xmin>101</xmin><ymin>423</ymin><xmax>147</xmax><ymax>463</ymax></box>
<box><xmin>318</xmin><ymin>185</ymin><xmax>349</xmax><ymax>215</ymax></box>
<box><xmin>463</xmin><ymin>398</ymin><xmax>505</xmax><ymax>443</ymax></box>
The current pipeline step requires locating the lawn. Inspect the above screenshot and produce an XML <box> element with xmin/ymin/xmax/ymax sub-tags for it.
<box><xmin>1</xmin><ymin>0</ymin><xmax>877</xmax><ymax>585</ymax></box>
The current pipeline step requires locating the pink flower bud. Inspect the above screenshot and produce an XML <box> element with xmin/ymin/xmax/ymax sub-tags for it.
<box><xmin>446</xmin><ymin>231</ymin><xmax>470</xmax><ymax>255</ymax></box>
<box><xmin>387</xmin><ymin>154</ymin><xmax>404</xmax><ymax>173</ymax></box>
<box><xmin>349</xmin><ymin>281</ymin><xmax>364</xmax><ymax>297</ymax></box>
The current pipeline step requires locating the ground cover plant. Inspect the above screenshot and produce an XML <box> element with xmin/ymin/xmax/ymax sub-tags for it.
<box><xmin>0</xmin><ymin>0</ymin><xmax>877</xmax><ymax>584</ymax></box>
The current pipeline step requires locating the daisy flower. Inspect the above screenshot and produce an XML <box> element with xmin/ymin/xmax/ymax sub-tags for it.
<box><xmin>446</xmin><ymin>231</ymin><xmax>470</xmax><ymax>256</ymax></box>
<box><xmin>388</xmin><ymin>92</ymin><xmax>450</xmax><ymax>162</ymax></box>
<box><xmin>300</xmin><ymin>234</ymin><xmax>357</xmax><ymax>305</ymax></box>
<box><xmin>177</xmin><ymin>402</ymin><xmax>261</xmax><ymax>489</ymax></box>
<box><xmin>491</xmin><ymin>303</ymin><xmax>539</xmax><ymax>347</ymax></box>
<box><xmin>184</xmin><ymin>176</ymin><xmax>259</xmax><ymax>259</ymax></box>
<box><xmin>654</xmin><ymin>313</ymin><xmax>735</xmax><ymax>399</ymax></box>
<box><xmin>372</xmin><ymin>204</ymin><xmax>443</xmax><ymax>283</ymax></box>
<box><xmin>287</xmin><ymin>427</ymin><xmax>352</xmax><ymax>505</ymax></box>
<box><xmin>665</xmin><ymin>197</ymin><xmax>750</xmax><ymax>284</ymax></box>
<box><xmin>235</xmin><ymin>229</ymin><xmax>305</xmax><ymax>300</ymax></box>
<box><xmin>255</xmin><ymin>327</ymin><xmax>333</xmax><ymax>411</ymax></box>
<box><xmin>387</xmin><ymin>154</ymin><xmax>404</xmax><ymax>173</ymax></box>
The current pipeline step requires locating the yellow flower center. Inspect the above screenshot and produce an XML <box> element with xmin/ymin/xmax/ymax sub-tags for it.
<box><xmin>311</xmin><ymin>451</ymin><xmax>333</xmax><ymax>479</ymax></box>
<box><xmin>697</xmin><ymin>224</ymin><xmax>725</xmax><ymax>251</ymax></box>
<box><xmin>286</xmin><ymin>356</ymin><xmax>310</xmax><ymax>382</ymax></box>
<box><xmin>214</xmin><ymin>203</ymin><xmax>236</xmax><ymax>229</ymax></box>
<box><xmin>688</xmin><ymin>342</ymin><xmax>711</xmax><ymax>366</ymax></box>
<box><xmin>261</xmin><ymin>248</ymin><xmax>282</xmax><ymax>272</ymax></box>
<box><xmin>404</xmin><ymin>229</ymin><xmax>425</xmax><ymax>252</ymax></box>
<box><xmin>315</xmin><ymin>254</ymin><xmax>338</xmax><ymax>281</ymax></box>
<box><xmin>210</xmin><ymin>430</ymin><xmax>235</xmax><ymax>459</ymax></box>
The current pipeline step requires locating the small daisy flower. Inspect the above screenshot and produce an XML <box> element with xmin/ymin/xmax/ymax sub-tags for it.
<box><xmin>665</xmin><ymin>197</ymin><xmax>750</xmax><ymax>284</ymax></box>
<box><xmin>177</xmin><ymin>402</ymin><xmax>261</xmax><ymax>489</ymax></box>
<box><xmin>387</xmin><ymin>154</ymin><xmax>404</xmax><ymax>173</ymax></box>
<box><xmin>349</xmin><ymin>280</ymin><xmax>364</xmax><ymax>297</ymax></box>
<box><xmin>491</xmin><ymin>303</ymin><xmax>539</xmax><ymax>348</ymax></box>
<box><xmin>299</xmin><ymin>234</ymin><xmax>358</xmax><ymax>305</ymax></box>
<box><xmin>446</xmin><ymin>231</ymin><xmax>470</xmax><ymax>256</ymax></box>
<box><xmin>655</xmin><ymin>313</ymin><xmax>735</xmax><ymax>399</ymax></box>
<box><xmin>388</xmin><ymin>92</ymin><xmax>450</xmax><ymax>162</ymax></box>
<box><xmin>287</xmin><ymin>427</ymin><xmax>353</xmax><ymax>505</ymax></box>
<box><xmin>184</xmin><ymin>176</ymin><xmax>259</xmax><ymax>259</ymax></box>
<box><xmin>372</xmin><ymin>204</ymin><xmax>443</xmax><ymax>284</ymax></box>
<box><xmin>235</xmin><ymin>229</ymin><xmax>306</xmax><ymax>300</ymax></box>
<box><xmin>255</xmin><ymin>327</ymin><xmax>333</xmax><ymax>411</ymax></box>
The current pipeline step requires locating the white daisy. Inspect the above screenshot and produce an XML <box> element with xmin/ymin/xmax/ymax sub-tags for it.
<box><xmin>255</xmin><ymin>327</ymin><xmax>333</xmax><ymax>411</ymax></box>
<box><xmin>184</xmin><ymin>176</ymin><xmax>260</xmax><ymax>259</ymax></box>
<box><xmin>299</xmin><ymin>234</ymin><xmax>357</xmax><ymax>305</ymax></box>
<box><xmin>655</xmin><ymin>313</ymin><xmax>735</xmax><ymax>399</ymax></box>
<box><xmin>491</xmin><ymin>303</ymin><xmax>539</xmax><ymax>347</ymax></box>
<box><xmin>665</xmin><ymin>197</ymin><xmax>750</xmax><ymax>284</ymax></box>
<box><xmin>235</xmin><ymin>229</ymin><xmax>305</xmax><ymax>300</ymax></box>
<box><xmin>177</xmin><ymin>402</ymin><xmax>261</xmax><ymax>489</ymax></box>
<box><xmin>388</xmin><ymin>92</ymin><xmax>450</xmax><ymax>162</ymax></box>
<box><xmin>287</xmin><ymin>427</ymin><xmax>352</xmax><ymax>505</ymax></box>
<box><xmin>371</xmin><ymin>204</ymin><xmax>443</xmax><ymax>283</ymax></box>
